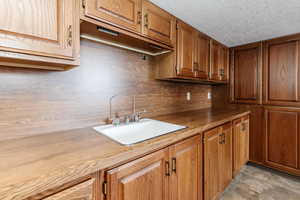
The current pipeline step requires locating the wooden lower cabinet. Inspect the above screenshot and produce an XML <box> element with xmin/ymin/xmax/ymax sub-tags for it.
<box><xmin>219</xmin><ymin>123</ymin><xmax>233</xmax><ymax>191</ymax></box>
<box><xmin>204</xmin><ymin>123</ymin><xmax>232</xmax><ymax>200</ymax></box>
<box><xmin>264</xmin><ymin>107</ymin><xmax>300</xmax><ymax>174</ymax></box>
<box><xmin>170</xmin><ymin>135</ymin><xmax>202</xmax><ymax>200</ymax></box>
<box><xmin>106</xmin><ymin>148</ymin><xmax>169</xmax><ymax>200</ymax></box>
<box><xmin>104</xmin><ymin>135</ymin><xmax>202</xmax><ymax>200</ymax></box>
<box><xmin>233</xmin><ymin>115</ymin><xmax>250</xmax><ymax>177</ymax></box>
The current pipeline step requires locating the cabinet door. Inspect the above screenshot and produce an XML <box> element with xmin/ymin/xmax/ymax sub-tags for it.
<box><xmin>204</xmin><ymin>127</ymin><xmax>221</xmax><ymax>200</ymax></box>
<box><xmin>265</xmin><ymin>107</ymin><xmax>299</xmax><ymax>171</ymax></box>
<box><xmin>231</xmin><ymin>43</ymin><xmax>262</xmax><ymax>104</ymax></box>
<box><xmin>194</xmin><ymin>32</ymin><xmax>210</xmax><ymax>79</ymax></box>
<box><xmin>210</xmin><ymin>41</ymin><xmax>220</xmax><ymax>81</ymax></box>
<box><xmin>176</xmin><ymin>21</ymin><xmax>195</xmax><ymax>77</ymax></box>
<box><xmin>210</xmin><ymin>41</ymin><xmax>228</xmax><ymax>81</ymax></box>
<box><xmin>0</xmin><ymin>0</ymin><xmax>78</xmax><ymax>59</ymax></box>
<box><xmin>43</xmin><ymin>178</ymin><xmax>96</xmax><ymax>200</ymax></box>
<box><xmin>233</xmin><ymin>116</ymin><xmax>250</xmax><ymax>177</ymax></box>
<box><xmin>219</xmin><ymin>46</ymin><xmax>229</xmax><ymax>81</ymax></box>
<box><xmin>85</xmin><ymin>0</ymin><xmax>142</xmax><ymax>33</ymax></box>
<box><xmin>249</xmin><ymin>106</ymin><xmax>264</xmax><ymax>164</ymax></box>
<box><xmin>264</xmin><ymin>38</ymin><xmax>300</xmax><ymax>106</ymax></box>
<box><xmin>106</xmin><ymin>149</ymin><xmax>169</xmax><ymax>200</ymax></box>
<box><xmin>219</xmin><ymin>122</ymin><xmax>232</xmax><ymax>191</ymax></box>
<box><xmin>170</xmin><ymin>135</ymin><xmax>202</xmax><ymax>200</ymax></box>
<box><xmin>142</xmin><ymin>0</ymin><xmax>176</xmax><ymax>46</ymax></box>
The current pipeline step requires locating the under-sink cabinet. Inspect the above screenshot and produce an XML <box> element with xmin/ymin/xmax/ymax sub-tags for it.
<box><xmin>104</xmin><ymin>135</ymin><xmax>202</xmax><ymax>200</ymax></box>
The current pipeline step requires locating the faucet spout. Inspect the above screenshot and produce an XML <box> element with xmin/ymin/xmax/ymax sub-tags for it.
<box><xmin>109</xmin><ymin>94</ymin><xmax>119</xmax><ymax>120</ymax></box>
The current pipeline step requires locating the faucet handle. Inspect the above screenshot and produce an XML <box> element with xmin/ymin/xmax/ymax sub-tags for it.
<box><xmin>133</xmin><ymin>109</ymin><xmax>147</xmax><ymax>122</ymax></box>
<box><xmin>112</xmin><ymin>117</ymin><xmax>120</xmax><ymax>126</ymax></box>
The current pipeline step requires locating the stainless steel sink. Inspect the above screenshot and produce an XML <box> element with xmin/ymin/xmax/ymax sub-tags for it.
<box><xmin>93</xmin><ymin>118</ymin><xmax>186</xmax><ymax>145</ymax></box>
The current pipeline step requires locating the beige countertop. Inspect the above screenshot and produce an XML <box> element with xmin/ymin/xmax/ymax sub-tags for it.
<box><xmin>0</xmin><ymin>107</ymin><xmax>250</xmax><ymax>200</ymax></box>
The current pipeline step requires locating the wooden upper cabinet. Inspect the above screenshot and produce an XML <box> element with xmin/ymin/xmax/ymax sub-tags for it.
<box><xmin>265</xmin><ymin>107</ymin><xmax>299</xmax><ymax>171</ymax></box>
<box><xmin>264</xmin><ymin>36</ymin><xmax>300</xmax><ymax>106</ymax></box>
<box><xmin>85</xmin><ymin>0</ymin><xmax>142</xmax><ymax>33</ymax></box>
<box><xmin>141</xmin><ymin>0</ymin><xmax>176</xmax><ymax>46</ymax></box>
<box><xmin>43</xmin><ymin>178</ymin><xmax>96</xmax><ymax>200</ymax></box>
<box><xmin>106</xmin><ymin>148</ymin><xmax>169</xmax><ymax>200</ymax></box>
<box><xmin>170</xmin><ymin>135</ymin><xmax>202</xmax><ymax>200</ymax></box>
<box><xmin>219</xmin><ymin>45</ymin><xmax>229</xmax><ymax>81</ymax></box>
<box><xmin>176</xmin><ymin>21</ymin><xmax>195</xmax><ymax>77</ymax></box>
<box><xmin>0</xmin><ymin>0</ymin><xmax>79</xmax><ymax>60</ymax></box>
<box><xmin>233</xmin><ymin>115</ymin><xmax>250</xmax><ymax>177</ymax></box>
<box><xmin>231</xmin><ymin>43</ymin><xmax>262</xmax><ymax>104</ymax></box>
<box><xmin>210</xmin><ymin>41</ymin><xmax>229</xmax><ymax>81</ymax></box>
<box><xmin>194</xmin><ymin>32</ymin><xmax>210</xmax><ymax>79</ymax></box>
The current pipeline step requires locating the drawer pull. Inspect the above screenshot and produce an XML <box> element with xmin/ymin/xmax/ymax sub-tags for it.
<box><xmin>172</xmin><ymin>158</ymin><xmax>177</xmax><ymax>173</ymax></box>
<box><xmin>165</xmin><ymin>161</ymin><xmax>170</xmax><ymax>176</ymax></box>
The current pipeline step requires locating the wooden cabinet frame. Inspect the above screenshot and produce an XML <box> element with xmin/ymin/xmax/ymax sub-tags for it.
<box><xmin>104</xmin><ymin>135</ymin><xmax>202</xmax><ymax>200</ymax></box>
<box><xmin>264</xmin><ymin>106</ymin><xmax>300</xmax><ymax>175</ymax></box>
<box><xmin>204</xmin><ymin>123</ymin><xmax>232</xmax><ymax>200</ymax></box>
<box><xmin>230</xmin><ymin>42</ymin><xmax>263</xmax><ymax>104</ymax></box>
<box><xmin>263</xmin><ymin>35</ymin><xmax>300</xmax><ymax>106</ymax></box>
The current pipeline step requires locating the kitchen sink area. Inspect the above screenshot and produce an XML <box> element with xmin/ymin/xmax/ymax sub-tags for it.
<box><xmin>94</xmin><ymin>118</ymin><xmax>187</xmax><ymax>145</ymax></box>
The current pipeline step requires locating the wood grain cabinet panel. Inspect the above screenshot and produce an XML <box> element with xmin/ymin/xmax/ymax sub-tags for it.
<box><xmin>106</xmin><ymin>149</ymin><xmax>169</xmax><ymax>200</ymax></box>
<box><xmin>265</xmin><ymin>107</ymin><xmax>299</xmax><ymax>171</ymax></box>
<box><xmin>231</xmin><ymin>43</ymin><xmax>262</xmax><ymax>104</ymax></box>
<box><xmin>43</xmin><ymin>178</ymin><xmax>96</xmax><ymax>200</ymax></box>
<box><xmin>176</xmin><ymin>21</ymin><xmax>195</xmax><ymax>77</ymax></box>
<box><xmin>105</xmin><ymin>135</ymin><xmax>203</xmax><ymax>200</ymax></box>
<box><xmin>141</xmin><ymin>0</ymin><xmax>176</xmax><ymax>46</ymax></box>
<box><xmin>204</xmin><ymin>123</ymin><xmax>232</xmax><ymax>200</ymax></box>
<box><xmin>210</xmin><ymin>41</ymin><xmax>229</xmax><ymax>81</ymax></box>
<box><xmin>0</xmin><ymin>0</ymin><xmax>79</xmax><ymax>60</ymax></box>
<box><xmin>194</xmin><ymin>32</ymin><xmax>210</xmax><ymax>79</ymax></box>
<box><xmin>85</xmin><ymin>0</ymin><xmax>142</xmax><ymax>34</ymax></box>
<box><xmin>233</xmin><ymin>115</ymin><xmax>250</xmax><ymax>177</ymax></box>
<box><xmin>219</xmin><ymin>46</ymin><xmax>229</xmax><ymax>81</ymax></box>
<box><xmin>219</xmin><ymin>123</ymin><xmax>233</xmax><ymax>191</ymax></box>
<box><xmin>248</xmin><ymin>106</ymin><xmax>264</xmax><ymax>164</ymax></box>
<box><xmin>170</xmin><ymin>135</ymin><xmax>202</xmax><ymax>200</ymax></box>
<box><xmin>264</xmin><ymin>38</ymin><xmax>300</xmax><ymax>106</ymax></box>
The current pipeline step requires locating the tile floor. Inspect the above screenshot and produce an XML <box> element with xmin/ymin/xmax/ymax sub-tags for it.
<box><xmin>220</xmin><ymin>164</ymin><xmax>300</xmax><ymax>200</ymax></box>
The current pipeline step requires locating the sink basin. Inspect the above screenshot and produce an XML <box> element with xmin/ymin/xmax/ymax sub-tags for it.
<box><xmin>93</xmin><ymin>118</ymin><xmax>186</xmax><ymax>145</ymax></box>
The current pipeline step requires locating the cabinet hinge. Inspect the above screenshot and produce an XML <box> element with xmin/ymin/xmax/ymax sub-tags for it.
<box><xmin>82</xmin><ymin>0</ymin><xmax>86</xmax><ymax>8</ymax></box>
<box><xmin>176</xmin><ymin>23</ymin><xmax>179</xmax><ymax>30</ymax></box>
<box><xmin>202</xmin><ymin>138</ymin><xmax>205</xmax><ymax>144</ymax></box>
<box><xmin>102</xmin><ymin>181</ymin><xmax>107</xmax><ymax>196</ymax></box>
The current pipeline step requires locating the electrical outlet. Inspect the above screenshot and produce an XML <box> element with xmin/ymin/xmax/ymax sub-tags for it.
<box><xmin>187</xmin><ymin>92</ymin><xmax>191</xmax><ymax>101</ymax></box>
<box><xmin>207</xmin><ymin>92</ymin><xmax>212</xmax><ymax>100</ymax></box>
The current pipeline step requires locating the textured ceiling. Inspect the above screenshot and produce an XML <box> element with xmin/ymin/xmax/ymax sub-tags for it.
<box><xmin>149</xmin><ymin>0</ymin><xmax>300</xmax><ymax>47</ymax></box>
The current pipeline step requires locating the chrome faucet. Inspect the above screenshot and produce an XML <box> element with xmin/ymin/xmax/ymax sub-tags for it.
<box><xmin>108</xmin><ymin>94</ymin><xmax>147</xmax><ymax>125</ymax></box>
<box><xmin>130</xmin><ymin>95</ymin><xmax>147</xmax><ymax>122</ymax></box>
<box><xmin>109</xmin><ymin>94</ymin><xmax>120</xmax><ymax>125</ymax></box>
